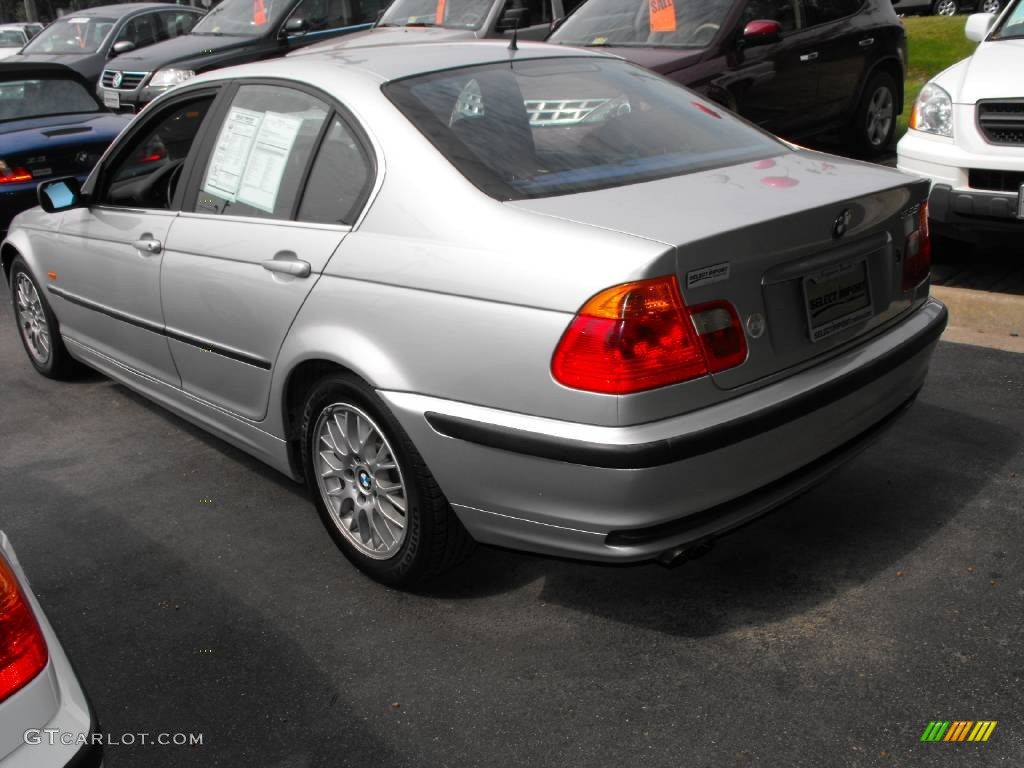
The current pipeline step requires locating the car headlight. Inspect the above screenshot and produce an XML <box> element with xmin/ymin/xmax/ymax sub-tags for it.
<box><xmin>149</xmin><ymin>68</ymin><xmax>196</xmax><ymax>89</ymax></box>
<box><xmin>910</xmin><ymin>83</ymin><xmax>953</xmax><ymax>138</ymax></box>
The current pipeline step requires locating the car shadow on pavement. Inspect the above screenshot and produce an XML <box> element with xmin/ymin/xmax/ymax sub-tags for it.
<box><xmin>421</xmin><ymin>399</ymin><xmax>1020</xmax><ymax>638</ymax></box>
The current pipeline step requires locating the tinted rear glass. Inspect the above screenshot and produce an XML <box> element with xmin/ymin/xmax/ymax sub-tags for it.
<box><xmin>0</xmin><ymin>78</ymin><xmax>98</xmax><ymax>121</ymax></box>
<box><xmin>384</xmin><ymin>57</ymin><xmax>781</xmax><ymax>200</ymax></box>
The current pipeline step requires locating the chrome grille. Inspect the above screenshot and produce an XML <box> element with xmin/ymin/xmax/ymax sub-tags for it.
<box><xmin>100</xmin><ymin>70</ymin><xmax>149</xmax><ymax>90</ymax></box>
<box><xmin>977</xmin><ymin>100</ymin><xmax>1024</xmax><ymax>145</ymax></box>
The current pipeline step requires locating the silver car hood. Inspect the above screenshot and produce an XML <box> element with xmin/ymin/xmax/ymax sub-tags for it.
<box><xmin>506</xmin><ymin>149</ymin><xmax>915</xmax><ymax>247</ymax></box>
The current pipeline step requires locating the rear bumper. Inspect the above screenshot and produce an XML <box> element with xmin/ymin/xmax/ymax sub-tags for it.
<box><xmin>927</xmin><ymin>184</ymin><xmax>1024</xmax><ymax>241</ymax></box>
<box><xmin>381</xmin><ymin>299</ymin><xmax>948</xmax><ymax>563</ymax></box>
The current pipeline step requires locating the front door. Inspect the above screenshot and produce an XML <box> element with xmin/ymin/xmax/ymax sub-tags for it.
<box><xmin>53</xmin><ymin>93</ymin><xmax>217</xmax><ymax>383</ymax></box>
<box><xmin>165</xmin><ymin>82</ymin><xmax>374</xmax><ymax>421</ymax></box>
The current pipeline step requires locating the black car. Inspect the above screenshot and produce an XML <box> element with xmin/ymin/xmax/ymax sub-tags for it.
<box><xmin>549</xmin><ymin>0</ymin><xmax>907</xmax><ymax>155</ymax></box>
<box><xmin>13</xmin><ymin>4</ymin><xmax>205</xmax><ymax>87</ymax></box>
<box><xmin>97</xmin><ymin>0</ymin><xmax>388</xmax><ymax>113</ymax></box>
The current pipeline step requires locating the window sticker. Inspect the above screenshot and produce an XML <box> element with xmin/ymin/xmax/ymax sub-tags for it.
<box><xmin>235</xmin><ymin>111</ymin><xmax>304</xmax><ymax>213</ymax></box>
<box><xmin>202</xmin><ymin>106</ymin><xmax>263</xmax><ymax>203</ymax></box>
<box><xmin>649</xmin><ymin>0</ymin><xmax>676</xmax><ymax>32</ymax></box>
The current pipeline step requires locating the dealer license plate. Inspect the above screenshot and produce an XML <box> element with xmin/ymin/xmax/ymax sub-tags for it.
<box><xmin>803</xmin><ymin>260</ymin><xmax>873</xmax><ymax>343</ymax></box>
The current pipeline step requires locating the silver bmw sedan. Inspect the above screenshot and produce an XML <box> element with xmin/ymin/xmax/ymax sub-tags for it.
<box><xmin>2</xmin><ymin>41</ymin><xmax>947</xmax><ymax>587</ymax></box>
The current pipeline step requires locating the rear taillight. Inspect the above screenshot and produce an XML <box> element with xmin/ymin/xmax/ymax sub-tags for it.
<box><xmin>902</xmin><ymin>202</ymin><xmax>932</xmax><ymax>291</ymax></box>
<box><xmin>551</xmin><ymin>275</ymin><xmax>747</xmax><ymax>394</ymax></box>
<box><xmin>0</xmin><ymin>160</ymin><xmax>32</xmax><ymax>185</ymax></box>
<box><xmin>0</xmin><ymin>554</ymin><xmax>48</xmax><ymax>704</ymax></box>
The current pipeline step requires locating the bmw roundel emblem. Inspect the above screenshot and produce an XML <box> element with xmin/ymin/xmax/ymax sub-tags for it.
<box><xmin>111</xmin><ymin>71</ymin><xmax>123</xmax><ymax>89</ymax></box>
<box><xmin>832</xmin><ymin>208</ymin><xmax>853</xmax><ymax>239</ymax></box>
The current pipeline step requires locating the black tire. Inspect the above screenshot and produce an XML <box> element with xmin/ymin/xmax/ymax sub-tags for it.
<box><xmin>978</xmin><ymin>0</ymin><xmax>1001</xmax><ymax>13</ymax></box>
<box><xmin>9</xmin><ymin>256</ymin><xmax>80</xmax><ymax>379</ymax></box>
<box><xmin>300</xmin><ymin>372</ymin><xmax>474</xmax><ymax>587</ymax></box>
<box><xmin>844</xmin><ymin>71</ymin><xmax>899</xmax><ymax>157</ymax></box>
<box><xmin>931</xmin><ymin>0</ymin><xmax>959</xmax><ymax>14</ymax></box>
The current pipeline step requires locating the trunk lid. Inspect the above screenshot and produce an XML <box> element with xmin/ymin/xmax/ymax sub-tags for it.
<box><xmin>508</xmin><ymin>150</ymin><xmax>928</xmax><ymax>390</ymax></box>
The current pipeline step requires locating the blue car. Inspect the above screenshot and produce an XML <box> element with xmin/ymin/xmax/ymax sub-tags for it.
<box><xmin>1</xmin><ymin>62</ymin><xmax>131</xmax><ymax>234</ymax></box>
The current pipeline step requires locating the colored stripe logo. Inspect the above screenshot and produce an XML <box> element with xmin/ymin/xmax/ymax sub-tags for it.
<box><xmin>920</xmin><ymin>721</ymin><xmax>997</xmax><ymax>742</ymax></box>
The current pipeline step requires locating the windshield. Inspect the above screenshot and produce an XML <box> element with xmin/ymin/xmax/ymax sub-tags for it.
<box><xmin>550</xmin><ymin>0</ymin><xmax>733</xmax><ymax>47</ymax></box>
<box><xmin>193</xmin><ymin>0</ymin><xmax>292</xmax><ymax>37</ymax></box>
<box><xmin>384</xmin><ymin>58</ymin><xmax>780</xmax><ymax>200</ymax></box>
<box><xmin>0</xmin><ymin>77</ymin><xmax>98</xmax><ymax>121</ymax></box>
<box><xmin>378</xmin><ymin>0</ymin><xmax>493</xmax><ymax>30</ymax></box>
<box><xmin>21</xmin><ymin>16</ymin><xmax>114</xmax><ymax>54</ymax></box>
<box><xmin>0</xmin><ymin>29</ymin><xmax>25</xmax><ymax>47</ymax></box>
<box><xmin>992</xmin><ymin>0</ymin><xmax>1024</xmax><ymax>39</ymax></box>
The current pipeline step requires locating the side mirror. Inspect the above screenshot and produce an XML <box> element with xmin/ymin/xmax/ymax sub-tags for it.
<box><xmin>965</xmin><ymin>12</ymin><xmax>995</xmax><ymax>42</ymax></box>
<box><xmin>497</xmin><ymin>7</ymin><xmax>529</xmax><ymax>32</ymax></box>
<box><xmin>110</xmin><ymin>39</ymin><xmax>136</xmax><ymax>55</ymax></box>
<box><xmin>282</xmin><ymin>16</ymin><xmax>309</xmax><ymax>36</ymax></box>
<box><xmin>37</xmin><ymin>177</ymin><xmax>84</xmax><ymax>213</ymax></box>
<box><xmin>741</xmin><ymin>19</ymin><xmax>782</xmax><ymax>46</ymax></box>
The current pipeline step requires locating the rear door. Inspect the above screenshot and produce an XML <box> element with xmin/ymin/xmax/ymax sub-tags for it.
<box><xmin>165</xmin><ymin>81</ymin><xmax>375</xmax><ymax>420</ymax></box>
<box><xmin>800</xmin><ymin>0</ymin><xmax>868</xmax><ymax>124</ymax></box>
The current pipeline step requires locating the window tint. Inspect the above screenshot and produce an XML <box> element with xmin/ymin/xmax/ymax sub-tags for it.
<box><xmin>105</xmin><ymin>98</ymin><xmax>214</xmax><ymax>209</ymax></box>
<box><xmin>801</xmin><ymin>0</ymin><xmax>860</xmax><ymax>26</ymax></box>
<box><xmin>742</xmin><ymin>0</ymin><xmax>800</xmax><ymax>31</ymax></box>
<box><xmin>385</xmin><ymin>58</ymin><xmax>781</xmax><ymax>200</ymax></box>
<box><xmin>116</xmin><ymin>13</ymin><xmax>162</xmax><ymax>48</ymax></box>
<box><xmin>549</xmin><ymin>0</ymin><xmax>734</xmax><ymax>47</ymax></box>
<box><xmin>290</xmin><ymin>0</ymin><xmax>389</xmax><ymax>30</ymax></box>
<box><xmin>297</xmin><ymin>116</ymin><xmax>372</xmax><ymax>225</ymax></box>
<box><xmin>195</xmin><ymin>85</ymin><xmax>328</xmax><ymax>220</ymax></box>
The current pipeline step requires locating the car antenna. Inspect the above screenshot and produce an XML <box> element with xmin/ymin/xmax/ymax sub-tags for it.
<box><xmin>508</xmin><ymin>20</ymin><xmax>519</xmax><ymax>51</ymax></box>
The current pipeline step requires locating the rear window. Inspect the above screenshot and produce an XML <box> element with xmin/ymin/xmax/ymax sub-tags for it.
<box><xmin>0</xmin><ymin>78</ymin><xmax>98</xmax><ymax>122</ymax></box>
<box><xmin>383</xmin><ymin>57</ymin><xmax>781</xmax><ymax>200</ymax></box>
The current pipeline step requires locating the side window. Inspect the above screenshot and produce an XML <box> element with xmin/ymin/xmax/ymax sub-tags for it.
<box><xmin>741</xmin><ymin>0</ymin><xmax>799</xmax><ymax>32</ymax></box>
<box><xmin>115</xmin><ymin>14</ymin><xmax>157</xmax><ymax>48</ymax></box>
<box><xmin>291</xmin><ymin>0</ymin><xmax>357</xmax><ymax>30</ymax></box>
<box><xmin>801</xmin><ymin>0</ymin><xmax>861</xmax><ymax>26</ymax></box>
<box><xmin>159</xmin><ymin>11</ymin><xmax>201</xmax><ymax>39</ymax></box>
<box><xmin>194</xmin><ymin>85</ymin><xmax>329</xmax><ymax>221</ymax></box>
<box><xmin>103</xmin><ymin>97</ymin><xmax>214</xmax><ymax>209</ymax></box>
<box><xmin>297</xmin><ymin>116</ymin><xmax>372</xmax><ymax>225</ymax></box>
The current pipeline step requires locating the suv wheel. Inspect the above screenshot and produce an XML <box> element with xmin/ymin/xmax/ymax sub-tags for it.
<box><xmin>932</xmin><ymin>0</ymin><xmax>959</xmax><ymax>14</ymax></box>
<box><xmin>979</xmin><ymin>0</ymin><xmax>1001</xmax><ymax>12</ymax></box>
<box><xmin>844</xmin><ymin>71</ymin><xmax>898</xmax><ymax>157</ymax></box>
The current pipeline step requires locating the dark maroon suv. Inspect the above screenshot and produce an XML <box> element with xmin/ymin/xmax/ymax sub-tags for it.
<box><xmin>548</xmin><ymin>0</ymin><xmax>906</xmax><ymax>155</ymax></box>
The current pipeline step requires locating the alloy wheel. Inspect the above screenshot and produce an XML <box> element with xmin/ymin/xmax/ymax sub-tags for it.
<box><xmin>934</xmin><ymin>0</ymin><xmax>958</xmax><ymax>14</ymax></box>
<box><xmin>313</xmin><ymin>403</ymin><xmax>408</xmax><ymax>560</ymax></box>
<box><xmin>865</xmin><ymin>86</ymin><xmax>894</xmax><ymax>148</ymax></box>
<box><xmin>980</xmin><ymin>0</ymin><xmax>1000</xmax><ymax>12</ymax></box>
<box><xmin>14</xmin><ymin>273</ymin><xmax>51</xmax><ymax>366</ymax></box>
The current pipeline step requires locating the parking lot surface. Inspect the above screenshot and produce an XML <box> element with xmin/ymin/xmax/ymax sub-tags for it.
<box><xmin>0</xmin><ymin>297</ymin><xmax>1021</xmax><ymax>767</ymax></box>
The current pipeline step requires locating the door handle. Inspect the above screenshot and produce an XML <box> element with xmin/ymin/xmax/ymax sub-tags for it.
<box><xmin>858</xmin><ymin>37</ymin><xmax>875</xmax><ymax>47</ymax></box>
<box><xmin>799</xmin><ymin>51</ymin><xmax>819</xmax><ymax>62</ymax></box>
<box><xmin>132</xmin><ymin>236</ymin><xmax>162</xmax><ymax>254</ymax></box>
<box><xmin>262</xmin><ymin>252</ymin><xmax>311</xmax><ymax>278</ymax></box>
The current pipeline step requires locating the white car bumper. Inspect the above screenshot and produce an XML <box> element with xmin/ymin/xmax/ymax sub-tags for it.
<box><xmin>897</xmin><ymin>128</ymin><xmax>1024</xmax><ymax>242</ymax></box>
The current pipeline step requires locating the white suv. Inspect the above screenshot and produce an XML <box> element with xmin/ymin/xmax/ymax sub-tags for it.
<box><xmin>897</xmin><ymin>2</ymin><xmax>1024</xmax><ymax>246</ymax></box>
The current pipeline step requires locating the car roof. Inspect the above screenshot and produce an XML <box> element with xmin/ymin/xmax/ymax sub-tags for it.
<box><xmin>50</xmin><ymin>3</ymin><xmax>192</xmax><ymax>18</ymax></box>
<box><xmin>196</xmin><ymin>40</ymin><xmax>610</xmax><ymax>86</ymax></box>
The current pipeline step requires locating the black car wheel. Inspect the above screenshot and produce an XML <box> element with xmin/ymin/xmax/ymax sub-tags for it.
<box><xmin>844</xmin><ymin>71</ymin><xmax>898</xmax><ymax>157</ymax></box>
<box><xmin>300</xmin><ymin>372</ymin><xmax>474</xmax><ymax>587</ymax></box>
<box><xmin>979</xmin><ymin>0</ymin><xmax>1001</xmax><ymax>12</ymax></box>
<box><xmin>932</xmin><ymin>0</ymin><xmax>959</xmax><ymax>14</ymax></box>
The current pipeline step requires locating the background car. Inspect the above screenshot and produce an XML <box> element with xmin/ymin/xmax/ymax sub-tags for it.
<box><xmin>0</xmin><ymin>23</ymin><xmax>38</xmax><ymax>60</ymax></box>
<box><xmin>0</xmin><ymin>531</ymin><xmax>101</xmax><ymax>767</ymax></box>
<box><xmin>13</xmin><ymin>4</ymin><xmax>204</xmax><ymax>87</ymax></box>
<box><xmin>548</xmin><ymin>0</ymin><xmax>907</xmax><ymax>155</ymax></box>
<box><xmin>0</xmin><ymin>62</ymin><xmax>131</xmax><ymax>235</ymax></box>
<box><xmin>890</xmin><ymin>0</ymin><xmax>1003</xmax><ymax>18</ymax></box>
<box><xmin>897</xmin><ymin>2</ymin><xmax>1024</xmax><ymax>246</ymax></box>
<box><xmin>96</xmin><ymin>0</ymin><xmax>389</xmax><ymax>113</ymax></box>
<box><xmin>3</xmin><ymin>42</ymin><xmax>944</xmax><ymax>587</ymax></box>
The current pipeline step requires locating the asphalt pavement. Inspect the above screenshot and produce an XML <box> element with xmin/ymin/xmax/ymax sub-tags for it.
<box><xmin>0</xmin><ymin>296</ymin><xmax>1022</xmax><ymax>768</ymax></box>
